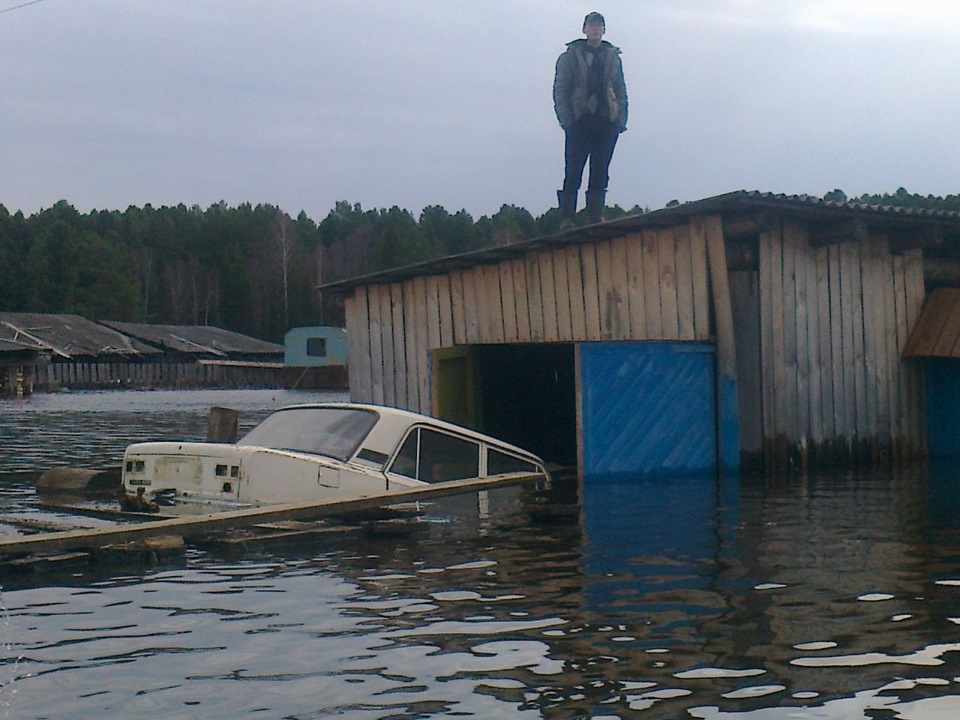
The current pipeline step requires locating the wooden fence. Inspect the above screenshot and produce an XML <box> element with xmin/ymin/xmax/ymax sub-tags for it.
<box><xmin>32</xmin><ymin>360</ymin><xmax>284</xmax><ymax>391</ymax></box>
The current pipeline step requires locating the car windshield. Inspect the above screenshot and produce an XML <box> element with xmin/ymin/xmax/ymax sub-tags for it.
<box><xmin>238</xmin><ymin>407</ymin><xmax>378</xmax><ymax>461</ymax></box>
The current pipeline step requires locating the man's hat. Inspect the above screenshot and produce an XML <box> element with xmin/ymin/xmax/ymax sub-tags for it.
<box><xmin>583</xmin><ymin>11</ymin><xmax>605</xmax><ymax>28</ymax></box>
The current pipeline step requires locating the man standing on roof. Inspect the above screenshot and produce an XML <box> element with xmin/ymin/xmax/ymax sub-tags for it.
<box><xmin>553</xmin><ymin>11</ymin><xmax>628</xmax><ymax>230</ymax></box>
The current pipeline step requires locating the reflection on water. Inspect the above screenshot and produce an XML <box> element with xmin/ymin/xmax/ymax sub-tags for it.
<box><xmin>3</xmin><ymin>391</ymin><xmax>960</xmax><ymax>717</ymax></box>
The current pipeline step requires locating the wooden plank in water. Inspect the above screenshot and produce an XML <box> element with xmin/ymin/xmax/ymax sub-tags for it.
<box><xmin>0</xmin><ymin>473</ymin><xmax>545</xmax><ymax>557</ymax></box>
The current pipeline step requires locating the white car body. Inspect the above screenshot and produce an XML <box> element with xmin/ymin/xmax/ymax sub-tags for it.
<box><xmin>121</xmin><ymin>403</ymin><xmax>548</xmax><ymax>507</ymax></box>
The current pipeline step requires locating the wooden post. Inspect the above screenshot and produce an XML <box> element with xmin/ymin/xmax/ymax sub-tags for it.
<box><xmin>207</xmin><ymin>406</ymin><xmax>240</xmax><ymax>443</ymax></box>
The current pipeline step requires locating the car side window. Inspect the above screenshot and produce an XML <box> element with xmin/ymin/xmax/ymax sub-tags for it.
<box><xmin>487</xmin><ymin>448</ymin><xmax>540</xmax><ymax>476</ymax></box>
<box><xmin>389</xmin><ymin>428</ymin><xmax>480</xmax><ymax>482</ymax></box>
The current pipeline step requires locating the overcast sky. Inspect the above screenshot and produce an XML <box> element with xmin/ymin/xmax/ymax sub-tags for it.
<box><xmin>3</xmin><ymin>0</ymin><xmax>959</xmax><ymax>221</ymax></box>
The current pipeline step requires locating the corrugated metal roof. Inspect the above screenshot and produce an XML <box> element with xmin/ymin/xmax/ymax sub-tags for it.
<box><xmin>0</xmin><ymin>313</ymin><xmax>157</xmax><ymax>358</ymax></box>
<box><xmin>904</xmin><ymin>288</ymin><xmax>960</xmax><ymax>359</ymax></box>
<box><xmin>319</xmin><ymin>190</ymin><xmax>960</xmax><ymax>292</ymax></box>
<box><xmin>101</xmin><ymin>321</ymin><xmax>283</xmax><ymax>356</ymax></box>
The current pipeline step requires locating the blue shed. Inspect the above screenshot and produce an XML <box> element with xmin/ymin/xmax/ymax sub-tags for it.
<box><xmin>282</xmin><ymin>326</ymin><xmax>349</xmax><ymax>390</ymax></box>
<box><xmin>284</xmin><ymin>326</ymin><xmax>348</xmax><ymax>367</ymax></box>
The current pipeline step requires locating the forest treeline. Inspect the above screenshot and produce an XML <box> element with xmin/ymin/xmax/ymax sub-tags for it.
<box><xmin>0</xmin><ymin>188</ymin><xmax>954</xmax><ymax>341</ymax></box>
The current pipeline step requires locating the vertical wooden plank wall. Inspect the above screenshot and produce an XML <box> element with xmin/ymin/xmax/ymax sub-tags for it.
<box><xmin>757</xmin><ymin>220</ymin><xmax>925</xmax><ymax>468</ymax></box>
<box><xmin>345</xmin><ymin>225</ymin><xmax>712</xmax><ymax>415</ymax></box>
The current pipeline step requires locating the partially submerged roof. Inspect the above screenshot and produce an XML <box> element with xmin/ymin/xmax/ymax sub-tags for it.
<box><xmin>101</xmin><ymin>321</ymin><xmax>283</xmax><ymax>357</ymax></box>
<box><xmin>319</xmin><ymin>190</ymin><xmax>960</xmax><ymax>292</ymax></box>
<box><xmin>0</xmin><ymin>312</ymin><xmax>157</xmax><ymax>358</ymax></box>
<box><xmin>904</xmin><ymin>288</ymin><xmax>960</xmax><ymax>359</ymax></box>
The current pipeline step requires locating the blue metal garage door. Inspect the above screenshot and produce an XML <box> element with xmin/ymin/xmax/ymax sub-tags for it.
<box><xmin>579</xmin><ymin>342</ymin><xmax>718</xmax><ymax>481</ymax></box>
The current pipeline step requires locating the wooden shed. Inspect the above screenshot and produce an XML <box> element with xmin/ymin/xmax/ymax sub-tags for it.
<box><xmin>321</xmin><ymin>191</ymin><xmax>960</xmax><ymax>478</ymax></box>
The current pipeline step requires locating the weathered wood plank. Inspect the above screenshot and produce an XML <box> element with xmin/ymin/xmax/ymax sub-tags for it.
<box><xmin>499</xmin><ymin>260</ymin><xmax>519</xmax><ymax>343</ymax></box>
<box><xmin>426</xmin><ymin>275</ymin><xmax>442</xmax><ymax>352</ymax></box>
<box><xmin>539</xmin><ymin>251</ymin><xmax>559</xmax><ymax>342</ymax></box>
<box><xmin>0</xmin><ymin>473</ymin><xmax>545</xmax><ymax>557</ymax></box>
<box><xmin>890</xmin><ymin>251</ymin><xmax>906</xmax><ymax>454</ymax></box>
<box><xmin>581</xmin><ymin>243</ymin><xmax>602</xmax><ymax>341</ymax></box>
<box><xmin>595</xmin><ymin>240</ymin><xmax>618</xmax><ymax>341</ymax></box>
<box><xmin>804</xmin><ymin>237</ymin><xmax>823</xmax><ymax>446</ymax></box>
<box><xmin>527</xmin><ymin>254</ymin><xmax>545</xmax><ymax>342</ymax></box>
<box><xmin>658</xmin><ymin>228</ymin><xmax>680</xmax><ymax>340</ymax></box>
<box><xmin>624</xmin><ymin>232</ymin><xmax>646</xmax><ymax>340</ymax></box>
<box><xmin>391</xmin><ymin>282</ymin><xmax>408</xmax><ymax>409</ymax></box>
<box><xmin>552</xmin><ymin>248</ymin><xmax>573</xmax><ymax>341</ymax></box>
<box><xmin>368</xmin><ymin>285</ymin><xmax>385</xmax><ymax>404</ymax></box>
<box><xmin>477</xmin><ymin>265</ymin><xmax>499</xmax><ymax>343</ymax></box>
<box><xmin>861</xmin><ymin>239</ymin><xmax>881</xmax><ymax>449</ymax></box>
<box><xmin>403</xmin><ymin>280</ymin><xmax>421</xmax><ymax>411</ymax></box>
<box><xmin>903</xmin><ymin>248</ymin><xmax>926</xmax><ymax>450</ymax></box>
<box><xmin>828</xmin><ymin>245</ymin><xmax>847</xmax><ymax>443</ymax></box>
<box><xmin>450</xmin><ymin>271</ymin><xmax>467</xmax><ymax>347</ymax></box>
<box><xmin>462</xmin><ymin>269</ymin><xmax>481</xmax><ymax>344</ymax></box>
<box><xmin>414</xmin><ymin>276</ymin><xmax>431</xmax><ymax>414</ymax></box>
<box><xmin>690</xmin><ymin>220</ymin><xmax>711</xmax><ymax>341</ymax></box>
<box><xmin>786</xmin><ymin>220</ymin><xmax>809</xmax><ymax>446</ymax></box>
<box><xmin>642</xmin><ymin>230</ymin><xmax>663</xmax><ymax>339</ymax></box>
<box><xmin>704</xmin><ymin>215</ymin><xmax>739</xmax><ymax>472</ymax></box>
<box><xmin>379</xmin><ymin>284</ymin><xmax>396</xmax><ymax>406</ymax></box>
<box><xmin>814</xmin><ymin>247</ymin><xmax>833</xmax><ymax>443</ymax></box>
<box><xmin>565</xmin><ymin>245</ymin><xmax>587</xmax><ymax>341</ymax></box>
<box><xmin>437</xmin><ymin>274</ymin><xmax>454</xmax><ymax>350</ymax></box>
<box><xmin>609</xmin><ymin>235</ymin><xmax>630</xmax><ymax>341</ymax></box>
<box><xmin>759</xmin><ymin>229</ymin><xmax>776</xmax><ymax>456</ymax></box>
<box><xmin>513</xmin><ymin>257</ymin><xmax>532</xmax><ymax>343</ymax></box>
<box><xmin>848</xmin><ymin>242</ymin><xmax>868</xmax><ymax>444</ymax></box>
<box><xmin>673</xmin><ymin>225</ymin><xmax>696</xmax><ymax>341</ymax></box>
<box><xmin>348</xmin><ymin>289</ymin><xmax>373</xmax><ymax>403</ymax></box>
<box><xmin>781</xmin><ymin>220</ymin><xmax>801</xmax><ymax>445</ymax></box>
<box><xmin>768</xmin><ymin>223</ymin><xmax>788</xmax><ymax>451</ymax></box>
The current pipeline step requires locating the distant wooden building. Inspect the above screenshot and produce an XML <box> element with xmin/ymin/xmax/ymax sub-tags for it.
<box><xmin>102</xmin><ymin>321</ymin><xmax>284</xmax><ymax>388</ymax></box>
<box><xmin>0</xmin><ymin>314</ymin><xmax>284</xmax><ymax>393</ymax></box>
<box><xmin>321</xmin><ymin>191</ymin><xmax>960</xmax><ymax>478</ymax></box>
<box><xmin>0</xmin><ymin>319</ymin><xmax>48</xmax><ymax>396</ymax></box>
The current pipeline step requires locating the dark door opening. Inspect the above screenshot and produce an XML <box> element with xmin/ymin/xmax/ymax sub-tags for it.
<box><xmin>475</xmin><ymin>343</ymin><xmax>577</xmax><ymax>467</ymax></box>
<box><xmin>434</xmin><ymin>343</ymin><xmax>577</xmax><ymax>467</ymax></box>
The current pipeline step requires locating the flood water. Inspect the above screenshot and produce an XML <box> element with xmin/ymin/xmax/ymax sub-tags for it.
<box><xmin>4</xmin><ymin>390</ymin><xmax>960</xmax><ymax>718</ymax></box>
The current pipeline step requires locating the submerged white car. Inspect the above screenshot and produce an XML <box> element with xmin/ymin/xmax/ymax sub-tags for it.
<box><xmin>121</xmin><ymin>403</ymin><xmax>548</xmax><ymax>508</ymax></box>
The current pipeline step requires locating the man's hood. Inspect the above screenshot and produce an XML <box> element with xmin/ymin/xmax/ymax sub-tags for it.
<box><xmin>565</xmin><ymin>38</ymin><xmax>621</xmax><ymax>53</ymax></box>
